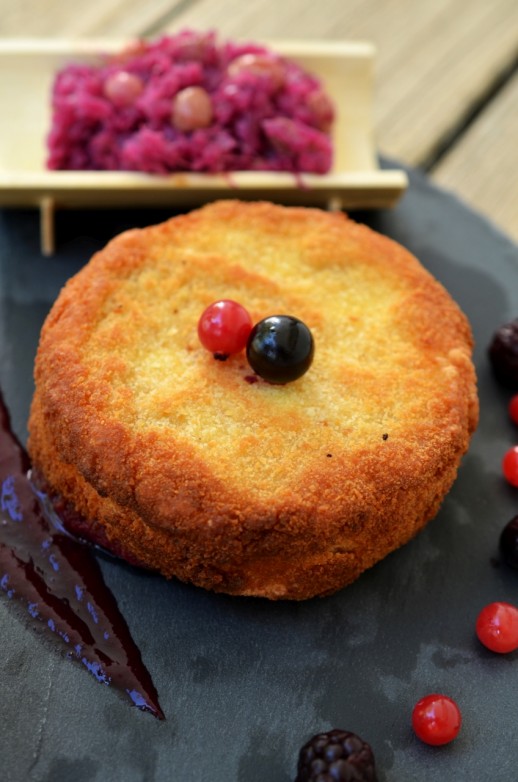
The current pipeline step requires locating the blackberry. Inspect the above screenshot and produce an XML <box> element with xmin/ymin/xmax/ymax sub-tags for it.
<box><xmin>500</xmin><ymin>515</ymin><xmax>518</xmax><ymax>569</ymax></box>
<box><xmin>488</xmin><ymin>319</ymin><xmax>518</xmax><ymax>388</ymax></box>
<box><xmin>295</xmin><ymin>729</ymin><xmax>378</xmax><ymax>782</ymax></box>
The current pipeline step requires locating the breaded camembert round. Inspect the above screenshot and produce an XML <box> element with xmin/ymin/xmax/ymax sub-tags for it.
<box><xmin>28</xmin><ymin>201</ymin><xmax>478</xmax><ymax>600</ymax></box>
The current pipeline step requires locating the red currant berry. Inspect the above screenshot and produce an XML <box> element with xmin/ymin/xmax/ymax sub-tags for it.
<box><xmin>502</xmin><ymin>445</ymin><xmax>518</xmax><ymax>486</ymax></box>
<box><xmin>476</xmin><ymin>601</ymin><xmax>518</xmax><ymax>653</ymax></box>
<box><xmin>411</xmin><ymin>694</ymin><xmax>461</xmax><ymax>746</ymax></box>
<box><xmin>509</xmin><ymin>395</ymin><xmax>518</xmax><ymax>424</ymax></box>
<box><xmin>197</xmin><ymin>300</ymin><xmax>252</xmax><ymax>358</ymax></box>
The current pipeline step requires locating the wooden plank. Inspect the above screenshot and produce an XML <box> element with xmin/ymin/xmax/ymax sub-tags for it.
<box><xmin>432</xmin><ymin>72</ymin><xmax>518</xmax><ymax>243</ymax></box>
<box><xmin>2</xmin><ymin>0</ymin><xmax>516</xmax><ymax>167</ymax></box>
<box><xmin>0</xmin><ymin>0</ymin><xmax>188</xmax><ymax>38</ymax></box>
<box><xmin>0</xmin><ymin>0</ymin><xmax>516</xmax><ymax>241</ymax></box>
<box><xmin>166</xmin><ymin>0</ymin><xmax>518</xmax><ymax>168</ymax></box>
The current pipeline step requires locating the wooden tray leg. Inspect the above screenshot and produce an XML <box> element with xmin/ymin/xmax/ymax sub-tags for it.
<box><xmin>40</xmin><ymin>197</ymin><xmax>56</xmax><ymax>256</ymax></box>
<box><xmin>327</xmin><ymin>196</ymin><xmax>343</xmax><ymax>212</ymax></box>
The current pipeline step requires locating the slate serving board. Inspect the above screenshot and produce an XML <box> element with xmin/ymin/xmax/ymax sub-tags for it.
<box><xmin>1</xmin><ymin>163</ymin><xmax>518</xmax><ymax>782</ymax></box>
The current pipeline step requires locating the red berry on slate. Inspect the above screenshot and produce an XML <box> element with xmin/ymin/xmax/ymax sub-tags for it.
<box><xmin>412</xmin><ymin>694</ymin><xmax>461</xmax><ymax>746</ymax></box>
<box><xmin>197</xmin><ymin>300</ymin><xmax>252</xmax><ymax>358</ymax></box>
<box><xmin>476</xmin><ymin>601</ymin><xmax>518</xmax><ymax>653</ymax></box>
<box><xmin>502</xmin><ymin>446</ymin><xmax>518</xmax><ymax>486</ymax></box>
<box><xmin>509</xmin><ymin>395</ymin><xmax>518</xmax><ymax>425</ymax></box>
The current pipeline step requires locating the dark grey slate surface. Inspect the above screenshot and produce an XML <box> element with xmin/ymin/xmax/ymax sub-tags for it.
<box><xmin>1</xmin><ymin>165</ymin><xmax>518</xmax><ymax>781</ymax></box>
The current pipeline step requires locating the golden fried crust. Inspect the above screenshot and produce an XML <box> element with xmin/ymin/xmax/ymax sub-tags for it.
<box><xmin>28</xmin><ymin>201</ymin><xmax>478</xmax><ymax>599</ymax></box>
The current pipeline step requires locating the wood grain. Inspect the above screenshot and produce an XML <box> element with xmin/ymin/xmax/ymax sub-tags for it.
<box><xmin>166</xmin><ymin>0</ymin><xmax>518</xmax><ymax>168</ymax></box>
<box><xmin>433</xmin><ymin>72</ymin><xmax>518</xmax><ymax>243</ymax></box>
<box><xmin>0</xmin><ymin>0</ymin><xmax>185</xmax><ymax>38</ymax></box>
<box><xmin>0</xmin><ymin>0</ymin><xmax>516</xmax><ymax>240</ymax></box>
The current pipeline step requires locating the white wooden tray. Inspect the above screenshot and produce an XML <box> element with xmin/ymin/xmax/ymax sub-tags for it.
<box><xmin>0</xmin><ymin>39</ymin><xmax>408</xmax><ymax>253</ymax></box>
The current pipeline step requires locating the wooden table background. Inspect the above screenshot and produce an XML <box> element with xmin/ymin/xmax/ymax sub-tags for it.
<box><xmin>1</xmin><ymin>0</ymin><xmax>517</xmax><ymax>241</ymax></box>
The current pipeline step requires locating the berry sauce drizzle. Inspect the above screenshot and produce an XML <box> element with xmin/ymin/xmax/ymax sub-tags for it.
<box><xmin>0</xmin><ymin>391</ymin><xmax>164</xmax><ymax>720</ymax></box>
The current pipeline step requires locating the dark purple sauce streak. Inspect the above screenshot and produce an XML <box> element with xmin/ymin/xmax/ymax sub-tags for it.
<box><xmin>0</xmin><ymin>392</ymin><xmax>164</xmax><ymax>719</ymax></box>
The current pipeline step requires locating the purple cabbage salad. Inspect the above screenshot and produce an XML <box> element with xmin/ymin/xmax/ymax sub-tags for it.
<box><xmin>47</xmin><ymin>30</ymin><xmax>335</xmax><ymax>175</ymax></box>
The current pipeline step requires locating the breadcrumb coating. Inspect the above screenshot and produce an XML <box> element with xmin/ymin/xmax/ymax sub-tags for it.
<box><xmin>28</xmin><ymin>201</ymin><xmax>478</xmax><ymax>599</ymax></box>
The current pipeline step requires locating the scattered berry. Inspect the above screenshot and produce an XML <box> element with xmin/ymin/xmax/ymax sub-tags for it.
<box><xmin>509</xmin><ymin>395</ymin><xmax>518</xmax><ymax>425</ymax></box>
<box><xmin>172</xmin><ymin>86</ymin><xmax>213</xmax><ymax>131</ymax></box>
<box><xmin>295</xmin><ymin>729</ymin><xmax>378</xmax><ymax>782</ymax></box>
<box><xmin>502</xmin><ymin>446</ymin><xmax>518</xmax><ymax>486</ymax></box>
<box><xmin>227</xmin><ymin>53</ymin><xmax>285</xmax><ymax>90</ymax></box>
<box><xmin>488</xmin><ymin>319</ymin><xmax>518</xmax><ymax>388</ymax></box>
<box><xmin>412</xmin><ymin>694</ymin><xmax>461</xmax><ymax>746</ymax></box>
<box><xmin>306</xmin><ymin>88</ymin><xmax>335</xmax><ymax>132</ymax></box>
<box><xmin>103</xmin><ymin>71</ymin><xmax>144</xmax><ymax>106</ymax></box>
<box><xmin>499</xmin><ymin>516</ymin><xmax>518</xmax><ymax>569</ymax></box>
<box><xmin>476</xmin><ymin>601</ymin><xmax>518</xmax><ymax>653</ymax></box>
<box><xmin>246</xmin><ymin>315</ymin><xmax>314</xmax><ymax>384</ymax></box>
<box><xmin>197</xmin><ymin>300</ymin><xmax>252</xmax><ymax>358</ymax></box>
